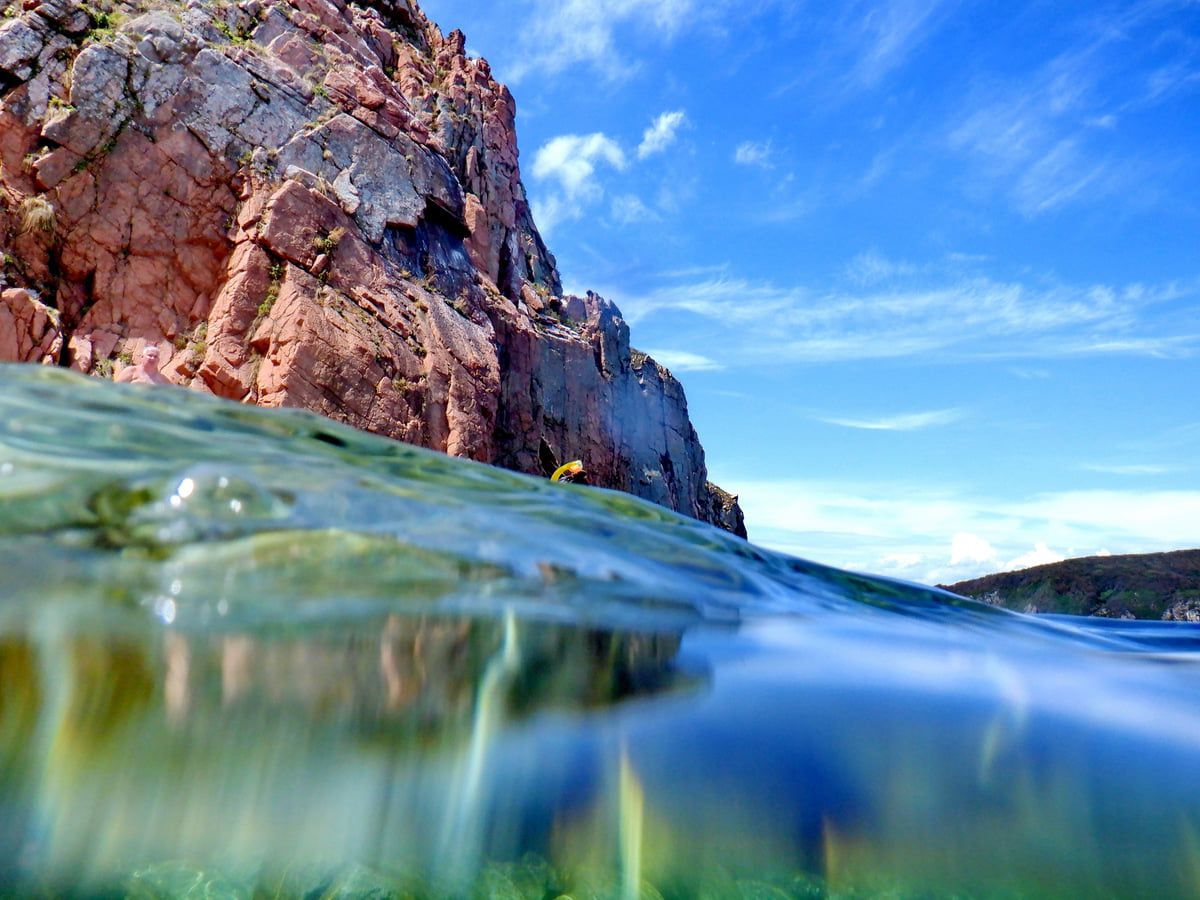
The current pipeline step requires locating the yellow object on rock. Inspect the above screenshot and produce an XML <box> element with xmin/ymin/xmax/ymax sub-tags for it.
<box><xmin>551</xmin><ymin>461</ymin><xmax>585</xmax><ymax>482</ymax></box>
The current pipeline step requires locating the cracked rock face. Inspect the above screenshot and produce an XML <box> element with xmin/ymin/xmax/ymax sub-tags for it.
<box><xmin>0</xmin><ymin>0</ymin><xmax>744</xmax><ymax>533</ymax></box>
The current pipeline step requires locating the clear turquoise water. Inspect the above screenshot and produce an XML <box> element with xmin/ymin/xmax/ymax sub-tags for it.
<box><xmin>1</xmin><ymin>364</ymin><xmax>1198</xmax><ymax>899</ymax></box>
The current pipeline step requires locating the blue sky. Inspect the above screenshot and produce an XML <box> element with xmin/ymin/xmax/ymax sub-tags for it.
<box><xmin>418</xmin><ymin>0</ymin><xmax>1200</xmax><ymax>586</ymax></box>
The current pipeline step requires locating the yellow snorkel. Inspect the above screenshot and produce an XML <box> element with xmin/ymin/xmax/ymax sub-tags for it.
<box><xmin>551</xmin><ymin>460</ymin><xmax>585</xmax><ymax>483</ymax></box>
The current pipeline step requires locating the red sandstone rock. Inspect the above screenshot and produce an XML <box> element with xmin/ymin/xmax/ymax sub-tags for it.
<box><xmin>0</xmin><ymin>288</ymin><xmax>60</xmax><ymax>363</ymax></box>
<box><xmin>0</xmin><ymin>0</ymin><xmax>743</xmax><ymax>533</ymax></box>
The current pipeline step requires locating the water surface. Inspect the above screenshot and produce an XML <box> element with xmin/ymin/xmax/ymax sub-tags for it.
<box><xmin>1</xmin><ymin>365</ymin><xmax>1198</xmax><ymax>898</ymax></box>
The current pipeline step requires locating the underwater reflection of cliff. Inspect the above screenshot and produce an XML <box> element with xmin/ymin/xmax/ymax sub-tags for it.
<box><xmin>0</xmin><ymin>614</ymin><xmax>695</xmax><ymax>889</ymax></box>
<box><xmin>12</xmin><ymin>612</ymin><xmax>1200</xmax><ymax>899</ymax></box>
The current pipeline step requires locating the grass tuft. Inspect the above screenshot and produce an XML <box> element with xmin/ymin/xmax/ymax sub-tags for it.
<box><xmin>18</xmin><ymin>196</ymin><xmax>56</xmax><ymax>234</ymax></box>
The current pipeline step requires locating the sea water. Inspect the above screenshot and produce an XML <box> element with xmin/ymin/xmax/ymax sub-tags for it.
<box><xmin>0</xmin><ymin>364</ymin><xmax>1198</xmax><ymax>899</ymax></box>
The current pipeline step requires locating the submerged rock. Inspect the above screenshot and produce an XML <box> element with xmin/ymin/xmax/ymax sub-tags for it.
<box><xmin>0</xmin><ymin>0</ymin><xmax>740</xmax><ymax>532</ymax></box>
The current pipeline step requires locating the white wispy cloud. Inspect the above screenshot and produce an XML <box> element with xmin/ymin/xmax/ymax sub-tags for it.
<box><xmin>654</xmin><ymin>263</ymin><xmax>731</xmax><ymax>280</ymax></box>
<box><xmin>531</xmin><ymin>133</ymin><xmax>627</xmax><ymax>233</ymax></box>
<box><xmin>1128</xmin><ymin>46</ymin><xmax>1200</xmax><ymax>109</ymax></box>
<box><xmin>844</xmin><ymin>0</ymin><xmax>959</xmax><ymax>87</ymax></box>
<box><xmin>1003</xmin><ymin>542</ymin><xmax>1065</xmax><ymax>572</ymax></box>
<box><xmin>844</xmin><ymin>250</ymin><xmax>918</xmax><ymax>285</ymax></box>
<box><xmin>1121</xmin><ymin>421</ymin><xmax>1200</xmax><ymax>454</ymax></box>
<box><xmin>733</xmin><ymin>140</ymin><xmax>774</xmax><ymax>168</ymax></box>
<box><xmin>950</xmin><ymin>92</ymin><xmax>1115</xmax><ymax>217</ymax></box>
<box><xmin>1009</xmin><ymin>367</ymin><xmax>1051</xmax><ymax>380</ymax></box>
<box><xmin>818</xmin><ymin>409</ymin><xmax>964</xmax><ymax>431</ymax></box>
<box><xmin>1062</xmin><ymin>335</ymin><xmax>1196</xmax><ymax>357</ymax></box>
<box><xmin>1014</xmin><ymin>489</ymin><xmax>1200</xmax><ymax>547</ymax></box>
<box><xmin>532</xmin><ymin>133</ymin><xmax>627</xmax><ymax>197</ymax></box>
<box><xmin>711</xmin><ymin>474</ymin><xmax>1200</xmax><ymax>586</ymax></box>
<box><xmin>529</xmin><ymin>115</ymin><xmax>690</xmax><ymax>234</ymax></box>
<box><xmin>1013</xmin><ymin>140</ymin><xmax>1113</xmax><ymax>216</ymax></box>
<box><xmin>610</xmin><ymin>193</ymin><xmax>660</xmax><ymax>224</ymax></box>
<box><xmin>643</xmin><ymin>349</ymin><xmax>723</xmax><ymax>371</ymax></box>
<box><xmin>771</xmin><ymin>0</ymin><xmax>959</xmax><ymax>99</ymax></box>
<box><xmin>505</xmin><ymin>0</ymin><xmax>701</xmax><ymax>82</ymax></box>
<box><xmin>946</xmin><ymin>252</ymin><xmax>992</xmax><ymax>265</ymax></box>
<box><xmin>616</xmin><ymin>276</ymin><xmax>798</xmax><ymax>328</ymax></box>
<box><xmin>609</xmin><ymin>260</ymin><xmax>1199</xmax><ymax>363</ymax></box>
<box><xmin>948</xmin><ymin>1</ymin><xmax>1200</xmax><ymax>216</ymax></box>
<box><xmin>637</xmin><ymin>110</ymin><xmax>687</xmax><ymax>158</ymax></box>
<box><xmin>1079</xmin><ymin>463</ymin><xmax>1174</xmax><ymax>476</ymax></box>
<box><xmin>949</xmin><ymin>532</ymin><xmax>997</xmax><ymax>566</ymax></box>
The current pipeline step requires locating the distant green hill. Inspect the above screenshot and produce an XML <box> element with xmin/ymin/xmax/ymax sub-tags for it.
<box><xmin>941</xmin><ymin>549</ymin><xmax>1200</xmax><ymax>620</ymax></box>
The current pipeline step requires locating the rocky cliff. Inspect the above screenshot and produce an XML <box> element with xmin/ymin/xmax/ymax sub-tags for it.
<box><xmin>0</xmin><ymin>0</ymin><xmax>744</xmax><ymax>534</ymax></box>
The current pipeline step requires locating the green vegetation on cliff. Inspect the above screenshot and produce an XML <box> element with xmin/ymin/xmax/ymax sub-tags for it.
<box><xmin>943</xmin><ymin>548</ymin><xmax>1200</xmax><ymax>620</ymax></box>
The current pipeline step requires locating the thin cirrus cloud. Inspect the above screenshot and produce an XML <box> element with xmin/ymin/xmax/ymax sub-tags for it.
<box><xmin>612</xmin><ymin>263</ymin><xmax>1199</xmax><ymax>363</ymax></box>
<box><xmin>818</xmin><ymin>409</ymin><xmax>964</xmax><ymax>431</ymax></box>
<box><xmin>504</xmin><ymin>0</ymin><xmax>703</xmax><ymax>82</ymax></box>
<box><xmin>610</xmin><ymin>194</ymin><xmax>661</xmax><ymax>224</ymax></box>
<box><xmin>643</xmin><ymin>349</ymin><xmax>724</xmax><ymax>371</ymax></box>
<box><xmin>844</xmin><ymin>250</ymin><xmax>919</xmax><ymax>285</ymax></box>
<box><xmin>500</xmin><ymin>0</ymin><xmax>957</xmax><ymax>90</ymax></box>
<box><xmin>947</xmin><ymin>1</ymin><xmax>1200</xmax><ymax>216</ymax></box>
<box><xmin>1009</xmin><ymin>366</ymin><xmax>1051</xmax><ymax>380</ymax></box>
<box><xmin>841</xmin><ymin>0</ymin><xmax>960</xmax><ymax>88</ymax></box>
<box><xmin>770</xmin><ymin>0</ymin><xmax>960</xmax><ymax>99</ymax></box>
<box><xmin>950</xmin><ymin>103</ymin><xmax>1116</xmax><ymax>217</ymax></box>
<box><xmin>1079</xmin><ymin>463</ymin><xmax>1174</xmax><ymax>475</ymax></box>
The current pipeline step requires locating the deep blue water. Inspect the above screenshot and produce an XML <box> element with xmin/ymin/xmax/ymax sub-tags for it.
<box><xmin>0</xmin><ymin>364</ymin><xmax>1198</xmax><ymax>899</ymax></box>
